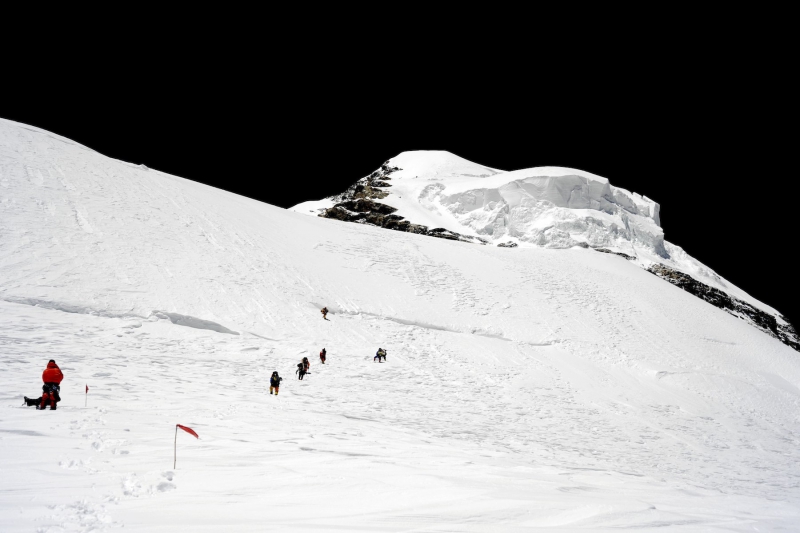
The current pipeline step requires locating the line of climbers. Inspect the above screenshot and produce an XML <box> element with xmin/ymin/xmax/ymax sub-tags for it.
<box><xmin>269</xmin><ymin>307</ymin><xmax>389</xmax><ymax>395</ymax></box>
<box><xmin>23</xmin><ymin>308</ymin><xmax>388</xmax><ymax>407</ymax></box>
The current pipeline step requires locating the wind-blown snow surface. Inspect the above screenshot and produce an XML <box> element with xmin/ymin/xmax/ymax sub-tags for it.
<box><xmin>2</xmin><ymin>118</ymin><xmax>800</xmax><ymax>532</ymax></box>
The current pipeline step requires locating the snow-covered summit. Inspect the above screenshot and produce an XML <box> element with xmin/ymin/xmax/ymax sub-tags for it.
<box><xmin>292</xmin><ymin>151</ymin><xmax>795</xmax><ymax>344</ymax></box>
<box><xmin>294</xmin><ymin>150</ymin><xmax>666</xmax><ymax>256</ymax></box>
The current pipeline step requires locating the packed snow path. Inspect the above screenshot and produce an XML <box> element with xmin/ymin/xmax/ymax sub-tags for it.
<box><xmin>1</xmin><ymin>118</ymin><xmax>799</xmax><ymax>531</ymax></box>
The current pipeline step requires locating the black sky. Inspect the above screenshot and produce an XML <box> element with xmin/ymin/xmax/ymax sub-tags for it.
<box><xmin>3</xmin><ymin>27</ymin><xmax>797</xmax><ymax>330</ymax></box>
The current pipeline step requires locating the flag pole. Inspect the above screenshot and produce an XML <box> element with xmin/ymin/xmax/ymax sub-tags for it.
<box><xmin>173</xmin><ymin>424</ymin><xmax>198</xmax><ymax>469</ymax></box>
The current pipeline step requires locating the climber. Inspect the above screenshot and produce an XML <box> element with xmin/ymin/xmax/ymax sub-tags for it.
<box><xmin>302</xmin><ymin>356</ymin><xmax>310</xmax><ymax>373</ymax></box>
<box><xmin>23</xmin><ymin>359</ymin><xmax>64</xmax><ymax>410</ymax></box>
<box><xmin>319</xmin><ymin>348</ymin><xmax>327</xmax><ymax>364</ymax></box>
<box><xmin>296</xmin><ymin>362</ymin><xmax>307</xmax><ymax>380</ymax></box>
<box><xmin>374</xmin><ymin>348</ymin><xmax>387</xmax><ymax>363</ymax></box>
<box><xmin>269</xmin><ymin>371</ymin><xmax>282</xmax><ymax>395</ymax></box>
<box><xmin>321</xmin><ymin>307</ymin><xmax>329</xmax><ymax>320</ymax></box>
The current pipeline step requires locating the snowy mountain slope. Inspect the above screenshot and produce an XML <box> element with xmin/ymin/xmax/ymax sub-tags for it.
<box><xmin>292</xmin><ymin>151</ymin><xmax>798</xmax><ymax>350</ymax></box>
<box><xmin>2</xmin><ymin>117</ymin><xmax>800</xmax><ymax>531</ymax></box>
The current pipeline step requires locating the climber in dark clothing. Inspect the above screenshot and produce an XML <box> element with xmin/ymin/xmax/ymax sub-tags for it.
<box><xmin>302</xmin><ymin>357</ymin><xmax>310</xmax><ymax>373</ymax></box>
<box><xmin>321</xmin><ymin>307</ymin><xmax>329</xmax><ymax>320</ymax></box>
<box><xmin>24</xmin><ymin>360</ymin><xmax>64</xmax><ymax>410</ymax></box>
<box><xmin>269</xmin><ymin>371</ymin><xmax>282</xmax><ymax>395</ymax></box>
<box><xmin>374</xmin><ymin>348</ymin><xmax>386</xmax><ymax>363</ymax></box>
<box><xmin>319</xmin><ymin>348</ymin><xmax>327</xmax><ymax>364</ymax></box>
<box><xmin>296</xmin><ymin>362</ymin><xmax>307</xmax><ymax>380</ymax></box>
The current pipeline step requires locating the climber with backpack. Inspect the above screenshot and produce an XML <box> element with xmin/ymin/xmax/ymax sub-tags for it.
<box><xmin>321</xmin><ymin>307</ymin><xmax>329</xmax><ymax>320</ymax></box>
<box><xmin>374</xmin><ymin>348</ymin><xmax>387</xmax><ymax>363</ymax></box>
<box><xmin>319</xmin><ymin>348</ymin><xmax>327</xmax><ymax>364</ymax></box>
<box><xmin>302</xmin><ymin>356</ymin><xmax>310</xmax><ymax>373</ymax></box>
<box><xmin>270</xmin><ymin>371</ymin><xmax>282</xmax><ymax>395</ymax></box>
<box><xmin>296</xmin><ymin>362</ymin><xmax>307</xmax><ymax>380</ymax></box>
<box><xmin>23</xmin><ymin>359</ymin><xmax>64</xmax><ymax>410</ymax></box>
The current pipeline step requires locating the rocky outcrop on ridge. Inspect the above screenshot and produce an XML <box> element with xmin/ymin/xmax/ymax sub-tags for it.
<box><xmin>648</xmin><ymin>264</ymin><xmax>799</xmax><ymax>352</ymax></box>
<box><xmin>594</xmin><ymin>248</ymin><xmax>636</xmax><ymax>261</ymax></box>
<box><xmin>320</xmin><ymin>162</ymin><xmax>487</xmax><ymax>244</ymax></box>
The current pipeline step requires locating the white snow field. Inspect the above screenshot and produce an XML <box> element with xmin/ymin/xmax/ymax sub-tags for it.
<box><xmin>1</xmin><ymin>117</ymin><xmax>799</xmax><ymax>532</ymax></box>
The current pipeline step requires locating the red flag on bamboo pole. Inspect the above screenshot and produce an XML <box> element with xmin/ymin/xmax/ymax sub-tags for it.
<box><xmin>174</xmin><ymin>424</ymin><xmax>199</xmax><ymax>469</ymax></box>
<box><xmin>85</xmin><ymin>385</ymin><xmax>88</xmax><ymax>407</ymax></box>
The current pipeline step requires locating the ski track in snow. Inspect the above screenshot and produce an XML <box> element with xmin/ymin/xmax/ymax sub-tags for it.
<box><xmin>1</xmin><ymin>118</ymin><xmax>800</xmax><ymax>531</ymax></box>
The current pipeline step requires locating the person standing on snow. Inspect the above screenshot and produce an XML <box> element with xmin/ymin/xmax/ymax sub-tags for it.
<box><xmin>302</xmin><ymin>356</ymin><xmax>310</xmax><ymax>373</ymax></box>
<box><xmin>24</xmin><ymin>359</ymin><xmax>64</xmax><ymax>410</ymax></box>
<box><xmin>319</xmin><ymin>348</ymin><xmax>327</xmax><ymax>364</ymax></box>
<box><xmin>269</xmin><ymin>371</ymin><xmax>282</xmax><ymax>395</ymax></box>
<box><xmin>374</xmin><ymin>348</ymin><xmax>386</xmax><ymax>363</ymax></box>
<box><xmin>321</xmin><ymin>307</ymin><xmax>329</xmax><ymax>320</ymax></box>
<box><xmin>296</xmin><ymin>362</ymin><xmax>307</xmax><ymax>380</ymax></box>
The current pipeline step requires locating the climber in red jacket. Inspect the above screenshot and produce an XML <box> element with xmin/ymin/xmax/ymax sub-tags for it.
<box><xmin>24</xmin><ymin>360</ymin><xmax>63</xmax><ymax>410</ymax></box>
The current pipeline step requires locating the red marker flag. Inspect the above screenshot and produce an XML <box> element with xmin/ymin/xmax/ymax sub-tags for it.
<box><xmin>174</xmin><ymin>424</ymin><xmax>199</xmax><ymax>469</ymax></box>
<box><xmin>85</xmin><ymin>384</ymin><xmax>89</xmax><ymax>407</ymax></box>
<box><xmin>177</xmin><ymin>424</ymin><xmax>199</xmax><ymax>439</ymax></box>
<box><xmin>86</xmin><ymin>385</ymin><xmax>89</xmax><ymax>393</ymax></box>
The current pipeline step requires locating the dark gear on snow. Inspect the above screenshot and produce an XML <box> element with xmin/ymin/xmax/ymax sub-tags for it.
<box><xmin>25</xmin><ymin>384</ymin><xmax>61</xmax><ymax>410</ymax></box>
<box><xmin>24</xmin><ymin>396</ymin><xmax>39</xmax><ymax>407</ymax></box>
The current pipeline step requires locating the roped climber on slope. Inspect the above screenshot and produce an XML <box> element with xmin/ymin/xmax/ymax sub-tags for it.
<box><xmin>270</xmin><ymin>371</ymin><xmax>282</xmax><ymax>395</ymax></box>
<box><xmin>374</xmin><ymin>348</ymin><xmax>386</xmax><ymax>363</ymax></box>
<box><xmin>24</xmin><ymin>359</ymin><xmax>64</xmax><ymax>410</ymax></box>
<box><xmin>319</xmin><ymin>348</ymin><xmax>326</xmax><ymax>364</ymax></box>
<box><xmin>321</xmin><ymin>307</ymin><xmax>329</xmax><ymax>320</ymax></box>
